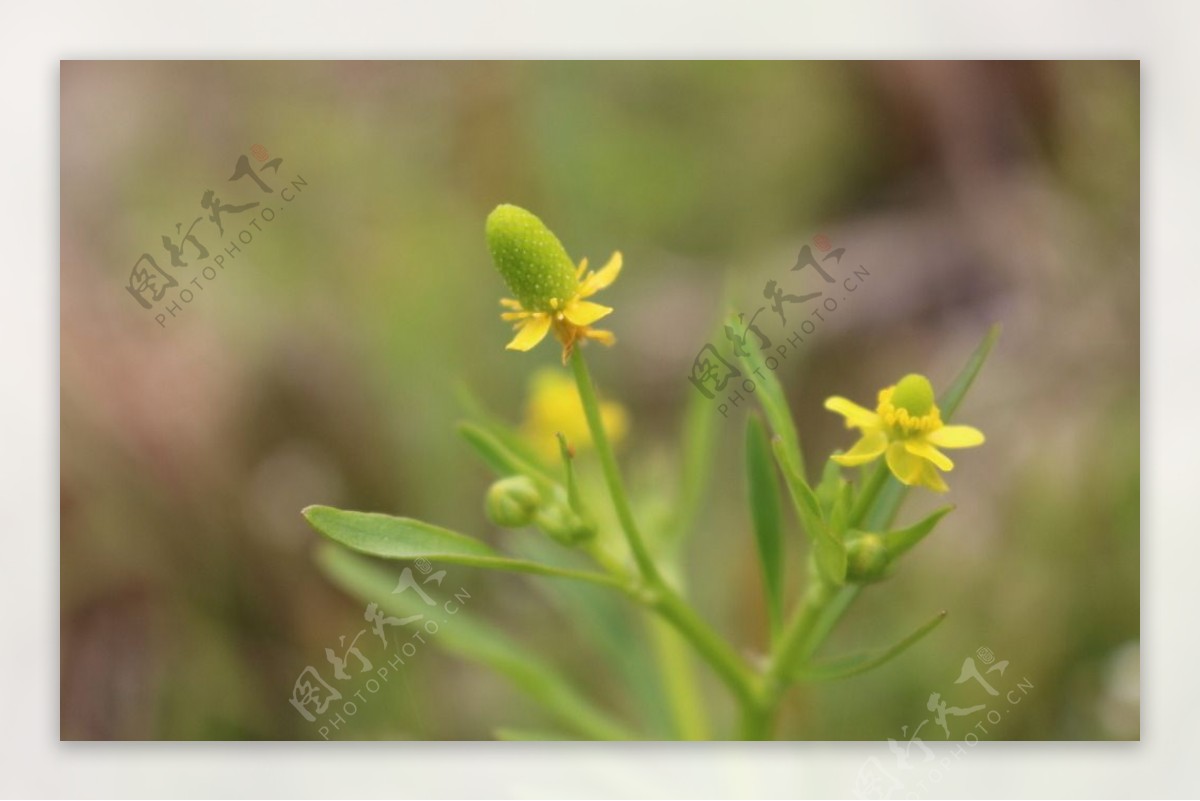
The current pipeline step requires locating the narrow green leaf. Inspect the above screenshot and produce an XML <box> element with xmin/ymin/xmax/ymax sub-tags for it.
<box><xmin>556</xmin><ymin>432</ymin><xmax>587</xmax><ymax>516</ymax></box>
<box><xmin>939</xmin><ymin>323</ymin><xmax>1001</xmax><ymax>419</ymax></box>
<box><xmin>773</xmin><ymin>439</ymin><xmax>846</xmax><ymax>586</ymax></box>
<box><xmin>745</xmin><ymin>415</ymin><xmax>785</xmax><ymax>636</ymax></box>
<box><xmin>884</xmin><ymin>505</ymin><xmax>954</xmax><ymax>561</ymax></box>
<box><xmin>315</xmin><ymin>543</ymin><xmax>635</xmax><ymax>740</ymax></box>
<box><xmin>772</xmin><ymin>438</ymin><xmax>822</xmax><ymax>536</ymax></box>
<box><xmin>454</xmin><ymin>381</ymin><xmax>548</xmax><ymax>470</ymax></box>
<box><xmin>862</xmin><ymin>325</ymin><xmax>1000</xmax><ymax>532</ymax></box>
<box><xmin>302</xmin><ymin>506</ymin><xmax>622</xmax><ymax>589</ymax></box>
<box><xmin>828</xmin><ymin>483</ymin><xmax>851</xmax><ymax>541</ymax></box>
<box><xmin>457</xmin><ymin>422</ymin><xmax>557</xmax><ymax>486</ymax></box>
<box><xmin>736</xmin><ymin>333</ymin><xmax>805</xmax><ymax>483</ymax></box>
<box><xmin>794</xmin><ymin>610</ymin><xmax>947</xmax><ymax>681</ymax></box>
<box><xmin>667</xmin><ymin>374</ymin><xmax>721</xmax><ymax>542</ymax></box>
<box><xmin>815</xmin><ymin>457</ymin><xmax>844</xmax><ymax>518</ymax></box>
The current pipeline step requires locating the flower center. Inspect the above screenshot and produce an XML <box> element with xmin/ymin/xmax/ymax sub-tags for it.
<box><xmin>876</xmin><ymin>374</ymin><xmax>941</xmax><ymax>437</ymax></box>
<box><xmin>892</xmin><ymin>373</ymin><xmax>934</xmax><ymax>416</ymax></box>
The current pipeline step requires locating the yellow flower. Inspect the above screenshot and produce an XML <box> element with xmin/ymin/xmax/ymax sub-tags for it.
<box><xmin>486</xmin><ymin>204</ymin><xmax>621</xmax><ymax>363</ymax></box>
<box><xmin>522</xmin><ymin>369</ymin><xmax>628</xmax><ymax>461</ymax></box>
<box><xmin>824</xmin><ymin>373</ymin><xmax>984</xmax><ymax>492</ymax></box>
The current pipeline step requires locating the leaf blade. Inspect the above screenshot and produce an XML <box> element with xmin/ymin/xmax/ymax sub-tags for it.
<box><xmin>745</xmin><ymin>415</ymin><xmax>786</xmax><ymax>636</ymax></box>
<box><xmin>794</xmin><ymin>610</ymin><xmax>947</xmax><ymax>681</ymax></box>
<box><xmin>302</xmin><ymin>506</ymin><xmax>622</xmax><ymax>589</ymax></box>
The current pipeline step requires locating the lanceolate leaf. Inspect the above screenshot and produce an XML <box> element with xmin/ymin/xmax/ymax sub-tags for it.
<box><xmin>773</xmin><ymin>439</ymin><xmax>846</xmax><ymax>586</ymax></box>
<box><xmin>302</xmin><ymin>506</ymin><xmax>622</xmax><ymax>589</ymax></box>
<box><xmin>315</xmin><ymin>544</ymin><xmax>635</xmax><ymax>740</ymax></box>
<box><xmin>745</xmin><ymin>415</ymin><xmax>785</xmax><ymax>635</ymax></box>
<box><xmin>737</xmin><ymin>335</ymin><xmax>806</xmax><ymax>483</ymax></box>
<box><xmin>793</xmin><ymin>610</ymin><xmax>947</xmax><ymax>682</ymax></box>
<box><xmin>456</xmin><ymin>422</ymin><xmax>557</xmax><ymax>486</ymax></box>
<box><xmin>884</xmin><ymin>505</ymin><xmax>954</xmax><ymax>560</ymax></box>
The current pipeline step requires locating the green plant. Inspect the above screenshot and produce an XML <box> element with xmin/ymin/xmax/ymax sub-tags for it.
<box><xmin>303</xmin><ymin>204</ymin><xmax>998</xmax><ymax>740</ymax></box>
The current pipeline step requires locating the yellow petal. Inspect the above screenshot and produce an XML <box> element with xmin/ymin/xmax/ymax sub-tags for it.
<box><xmin>831</xmin><ymin>430</ymin><xmax>888</xmax><ymax>467</ymax></box>
<box><xmin>885</xmin><ymin>441</ymin><xmax>924</xmax><ymax>486</ymax></box>
<box><xmin>578</xmin><ymin>251</ymin><xmax>622</xmax><ymax>298</ymax></box>
<box><xmin>584</xmin><ymin>328</ymin><xmax>616</xmax><ymax>346</ymax></box>
<box><xmin>500</xmin><ymin>298</ymin><xmax>523</xmax><ymax>310</ymax></box>
<box><xmin>575</xmin><ymin>257</ymin><xmax>589</xmax><ymax>280</ymax></box>
<box><xmin>926</xmin><ymin>425</ymin><xmax>985</xmax><ymax>449</ymax></box>
<box><xmin>501</xmin><ymin>311</ymin><xmax>531</xmax><ymax>321</ymax></box>
<box><xmin>505</xmin><ymin>314</ymin><xmax>552</xmax><ymax>351</ymax></box>
<box><xmin>904</xmin><ymin>438</ymin><xmax>954</xmax><ymax>471</ymax></box>
<box><xmin>564</xmin><ymin>299</ymin><xmax>613</xmax><ymax>326</ymax></box>
<box><xmin>917</xmin><ymin>461</ymin><xmax>949</xmax><ymax>493</ymax></box>
<box><xmin>824</xmin><ymin>396</ymin><xmax>882</xmax><ymax>430</ymax></box>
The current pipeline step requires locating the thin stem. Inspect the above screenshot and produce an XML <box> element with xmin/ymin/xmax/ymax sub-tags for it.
<box><xmin>570</xmin><ymin>349</ymin><xmax>659</xmax><ymax>581</ymax></box>
<box><xmin>647</xmin><ymin>616</ymin><xmax>711</xmax><ymax>740</ymax></box>
<box><xmin>742</xmin><ymin>578</ymin><xmax>836</xmax><ymax>739</ymax></box>
<box><xmin>850</xmin><ymin>462</ymin><xmax>889</xmax><ymax>529</ymax></box>
<box><xmin>569</xmin><ymin>348</ymin><xmax>758</xmax><ymax>712</ymax></box>
<box><xmin>650</xmin><ymin>588</ymin><xmax>759</xmax><ymax>709</ymax></box>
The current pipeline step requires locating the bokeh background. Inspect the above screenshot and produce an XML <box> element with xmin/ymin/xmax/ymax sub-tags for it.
<box><xmin>60</xmin><ymin>61</ymin><xmax>1139</xmax><ymax>740</ymax></box>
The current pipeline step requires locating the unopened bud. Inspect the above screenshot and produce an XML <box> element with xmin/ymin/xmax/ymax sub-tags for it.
<box><xmin>484</xmin><ymin>476</ymin><xmax>541</xmax><ymax>528</ymax></box>
<box><xmin>845</xmin><ymin>533</ymin><xmax>889</xmax><ymax>583</ymax></box>
<box><xmin>534</xmin><ymin>504</ymin><xmax>595</xmax><ymax>545</ymax></box>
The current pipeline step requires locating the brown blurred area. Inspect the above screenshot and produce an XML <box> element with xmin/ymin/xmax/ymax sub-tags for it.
<box><xmin>60</xmin><ymin>61</ymin><xmax>1138</xmax><ymax>740</ymax></box>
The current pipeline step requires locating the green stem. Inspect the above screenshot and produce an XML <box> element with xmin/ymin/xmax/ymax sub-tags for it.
<box><xmin>742</xmin><ymin>578</ymin><xmax>837</xmax><ymax>739</ymax></box>
<box><xmin>648</xmin><ymin>616</ymin><xmax>711</xmax><ymax>740</ymax></box>
<box><xmin>850</xmin><ymin>463</ymin><xmax>889</xmax><ymax>529</ymax></box>
<box><xmin>569</xmin><ymin>348</ymin><xmax>758</xmax><ymax>714</ymax></box>
<box><xmin>650</xmin><ymin>587</ymin><xmax>759</xmax><ymax>709</ymax></box>
<box><xmin>570</xmin><ymin>349</ymin><xmax>659</xmax><ymax>581</ymax></box>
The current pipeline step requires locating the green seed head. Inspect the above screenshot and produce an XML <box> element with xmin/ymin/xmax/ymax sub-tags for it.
<box><xmin>484</xmin><ymin>475</ymin><xmax>541</xmax><ymax>528</ymax></box>
<box><xmin>892</xmin><ymin>373</ymin><xmax>936</xmax><ymax>416</ymax></box>
<box><xmin>486</xmin><ymin>204</ymin><xmax>579</xmax><ymax>312</ymax></box>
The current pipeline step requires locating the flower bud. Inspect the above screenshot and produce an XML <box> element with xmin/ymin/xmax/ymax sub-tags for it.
<box><xmin>845</xmin><ymin>533</ymin><xmax>890</xmax><ymax>583</ymax></box>
<box><xmin>486</xmin><ymin>204</ymin><xmax>579</xmax><ymax>312</ymax></box>
<box><xmin>534</xmin><ymin>503</ymin><xmax>596</xmax><ymax>546</ymax></box>
<box><xmin>484</xmin><ymin>475</ymin><xmax>541</xmax><ymax>528</ymax></box>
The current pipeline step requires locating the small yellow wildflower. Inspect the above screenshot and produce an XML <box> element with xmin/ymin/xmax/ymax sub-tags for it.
<box><xmin>522</xmin><ymin>368</ymin><xmax>628</xmax><ymax>461</ymax></box>
<box><xmin>486</xmin><ymin>204</ymin><xmax>621</xmax><ymax>363</ymax></box>
<box><xmin>824</xmin><ymin>373</ymin><xmax>984</xmax><ymax>492</ymax></box>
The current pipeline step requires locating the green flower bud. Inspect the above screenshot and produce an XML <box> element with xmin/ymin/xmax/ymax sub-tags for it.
<box><xmin>534</xmin><ymin>503</ymin><xmax>596</xmax><ymax>546</ymax></box>
<box><xmin>845</xmin><ymin>533</ymin><xmax>890</xmax><ymax>583</ymax></box>
<box><xmin>484</xmin><ymin>476</ymin><xmax>541</xmax><ymax>528</ymax></box>
<box><xmin>486</xmin><ymin>204</ymin><xmax>580</xmax><ymax>312</ymax></box>
<box><xmin>892</xmin><ymin>373</ymin><xmax>935</xmax><ymax>416</ymax></box>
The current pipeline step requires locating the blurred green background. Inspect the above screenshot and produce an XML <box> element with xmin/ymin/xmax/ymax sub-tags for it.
<box><xmin>60</xmin><ymin>61</ymin><xmax>1139</xmax><ymax>740</ymax></box>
